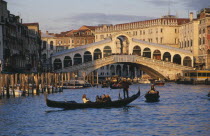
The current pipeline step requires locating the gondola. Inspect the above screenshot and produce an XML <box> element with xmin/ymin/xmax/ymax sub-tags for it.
<box><xmin>145</xmin><ymin>91</ymin><xmax>160</xmax><ymax>102</ymax></box>
<box><xmin>45</xmin><ymin>89</ymin><xmax>140</xmax><ymax>110</ymax></box>
<box><xmin>110</xmin><ymin>83</ymin><xmax>122</xmax><ymax>89</ymax></box>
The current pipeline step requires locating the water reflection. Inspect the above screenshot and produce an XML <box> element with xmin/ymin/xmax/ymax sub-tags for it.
<box><xmin>0</xmin><ymin>83</ymin><xmax>210</xmax><ymax>136</ymax></box>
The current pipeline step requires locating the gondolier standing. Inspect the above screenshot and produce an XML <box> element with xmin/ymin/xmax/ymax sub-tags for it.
<box><xmin>119</xmin><ymin>78</ymin><xmax>131</xmax><ymax>99</ymax></box>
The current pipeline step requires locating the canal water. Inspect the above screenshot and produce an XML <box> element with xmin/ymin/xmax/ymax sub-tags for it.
<box><xmin>0</xmin><ymin>83</ymin><xmax>209</xmax><ymax>136</ymax></box>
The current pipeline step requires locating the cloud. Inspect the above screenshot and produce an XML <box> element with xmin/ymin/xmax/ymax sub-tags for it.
<box><xmin>57</xmin><ymin>13</ymin><xmax>154</xmax><ymax>30</ymax></box>
<box><xmin>144</xmin><ymin>0</ymin><xmax>178</xmax><ymax>7</ymax></box>
<box><xmin>181</xmin><ymin>0</ymin><xmax>210</xmax><ymax>10</ymax></box>
<box><xmin>145</xmin><ymin>0</ymin><xmax>210</xmax><ymax>11</ymax></box>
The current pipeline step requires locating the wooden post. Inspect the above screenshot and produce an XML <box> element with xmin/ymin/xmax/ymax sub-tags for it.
<box><xmin>0</xmin><ymin>74</ymin><xmax>2</xmax><ymax>98</ymax></box>
<box><xmin>6</xmin><ymin>74</ymin><xmax>10</xmax><ymax>98</ymax></box>
<box><xmin>11</xmin><ymin>74</ymin><xmax>15</xmax><ymax>97</ymax></box>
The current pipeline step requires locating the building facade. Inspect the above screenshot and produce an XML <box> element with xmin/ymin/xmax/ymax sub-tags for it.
<box><xmin>95</xmin><ymin>16</ymin><xmax>189</xmax><ymax>48</ymax></box>
<box><xmin>179</xmin><ymin>9</ymin><xmax>210</xmax><ymax>69</ymax></box>
<box><xmin>0</xmin><ymin>0</ymin><xmax>41</xmax><ymax>73</ymax></box>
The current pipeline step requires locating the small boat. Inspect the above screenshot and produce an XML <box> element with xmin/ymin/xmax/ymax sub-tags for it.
<box><xmin>145</xmin><ymin>91</ymin><xmax>160</xmax><ymax>102</ymax></box>
<box><xmin>154</xmin><ymin>80</ymin><xmax>165</xmax><ymax>86</ymax></box>
<box><xmin>110</xmin><ymin>83</ymin><xmax>122</xmax><ymax>89</ymax></box>
<box><xmin>45</xmin><ymin>89</ymin><xmax>140</xmax><ymax>110</ymax></box>
<box><xmin>102</xmin><ymin>83</ymin><xmax>109</xmax><ymax>88</ymax></box>
<box><xmin>139</xmin><ymin>78</ymin><xmax>151</xmax><ymax>84</ymax></box>
<box><xmin>62</xmin><ymin>80</ymin><xmax>92</xmax><ymax>89</ymax></box>
<box><xmin>101</xmin><ymin>81</ymin><xmax>109</xmax><ymax>88</ymax></box>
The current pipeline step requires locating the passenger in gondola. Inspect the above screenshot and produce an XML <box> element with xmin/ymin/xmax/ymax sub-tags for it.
<box><xmin>96</xmin><ymin>95</ymin><xmax>102</xmax><ymax>102</ymax></box>
<box><xmin>105</xmin><ymin>94</ymin><xmax>111</xmax><ymax>102</ymax></box>
<box><xmin>82</xmin><ymin>94</ymin><xmax>91</xmax><ymax>103</ymax></box>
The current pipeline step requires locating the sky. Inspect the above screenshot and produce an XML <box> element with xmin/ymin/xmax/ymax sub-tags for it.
<box><xmin>4</xmin><ymin>0</ymin><xmax>210</xmax><ymax>33</ymax></box>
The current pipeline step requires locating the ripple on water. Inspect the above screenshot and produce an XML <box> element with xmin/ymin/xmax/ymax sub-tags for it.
<box><xmin>0</xmin><ymin>83</ymin><xmax>210</xmax><ymax>136</ymax></box>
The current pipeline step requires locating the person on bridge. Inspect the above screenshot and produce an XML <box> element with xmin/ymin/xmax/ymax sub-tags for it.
<box><xmin>119</xmin><ymin>78</ymin><xmax>131</xmax><ymax>99</ymax></box>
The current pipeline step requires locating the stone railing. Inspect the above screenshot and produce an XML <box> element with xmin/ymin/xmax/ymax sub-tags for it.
<box><xmin>135</xmin><ymin>56</ymin><xmax>194</xmax><ymax>70</ymax></box>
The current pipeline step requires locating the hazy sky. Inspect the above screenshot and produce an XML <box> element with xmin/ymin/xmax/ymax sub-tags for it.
<box><xmin>4</xmin><ymin>0</ymin><xmax>210</xmax><ymax>33</ymax></box>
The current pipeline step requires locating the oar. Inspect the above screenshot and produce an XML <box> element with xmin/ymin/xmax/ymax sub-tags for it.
<box><xmin>138</xmin><ymin>86</ymin><xmax>147</xmax><ymax>98</ymax></box>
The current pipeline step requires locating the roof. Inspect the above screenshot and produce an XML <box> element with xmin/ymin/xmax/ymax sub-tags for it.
<box><xmin>23</xmin><ymin>23</ymin><xmax>39</xmax><ymax>26</ymax></box>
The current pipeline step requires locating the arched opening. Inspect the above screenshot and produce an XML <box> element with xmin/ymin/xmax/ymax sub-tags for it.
<box><xmin>122</xmin><ymin>64</ymin><xmax>128</xmax><ymax>77</ymax></box>
<box><xmin>143</xmin><ymin>48</ymin><xmax>151</xmax><ymax>58</ymax></box>
<box><xmin>183</xmin><ymin>56</ymin><xmax>192</xmax><ymax>67</ymax></box>
<box><xmin>54</xmin><ymin>58</ymin><xmax>62</xmax><ymax>70</ymax></box>
<box><xmin>132</xmin><ymin>46</ymin><xmax>141</xmax><ymax>55</ymax></box>
<box><xmin>116</xmin><ymin>35</ymin><xmax>129</xmax><ymax>54</ymax></box>
<box><xmin>163</xmin><ymin>52</ymin><xmax>171</xmax><ymax>61</ymax></box>
<box><xmin>64</xmin><ymin>56</ymin><xmax>72</xmax><ymax>67</ymax></box>
<box><xmin>110</xmin><ymin>65</ymin><xmax>115</xmax><ymax>75</ymax></box>
<box><xmin>173</xmin><ymin>54</ymin><xmax>181</xmax><ymax>64</ymax></box>
<box><xmin>74</xmin><ymin>53</ymin><xmax>82</xmax><ymax>65</ymax></box>
<box><xmin>94</xmin><ymin>49</ymin><xmax>102</xmax><ymax>60</ymax></box>
<box><xmin>153</xmin><ymin>50</ymin><xmax>161</xmax><ymax>60</ymax></box>
<box><xmin>50</xmin><ymin>41</ymin><xmax>53</xmax><ymax>50</ymax></box>
<box><xmin>84</xmin><ymin>51</ymin><xmax>92</xmax><ymax>63</ymax></box>
<box><xmin>116</xmin><ymin>65</ymin><xmax>122</xmax><ymax>76</ymax></box>
<box><xmin>103</xmin><ymin>46</ymin><xmax>112</xmax><ymax>57</ymax></box>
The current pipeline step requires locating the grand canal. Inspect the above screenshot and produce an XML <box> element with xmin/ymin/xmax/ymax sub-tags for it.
<box><xmin>0</xmin><ymin>83</ymin><xmax>209</xmax><ymax>136</ymax></box>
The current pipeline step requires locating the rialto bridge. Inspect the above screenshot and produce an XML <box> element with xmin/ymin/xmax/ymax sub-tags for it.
<box><xmin>52</xmin><ymin>33</ymin><xmax>194</xmax><ymax>80</ymax></box>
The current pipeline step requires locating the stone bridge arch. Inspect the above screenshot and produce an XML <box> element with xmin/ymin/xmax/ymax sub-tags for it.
<box><xmin>61</xmin><ymin>55</ymin><xmax>194</xmax><ymax>80</ymax></box>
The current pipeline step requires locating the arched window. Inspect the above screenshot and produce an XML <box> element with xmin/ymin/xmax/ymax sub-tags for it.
<box><xmin>54</xmin><ymin>59</ymin><xmax>62</xmax><ymax>70</ymax></box>
<box><xmin>153</xmin><ymin>50</ymin><xmax>161</xmax><ymax>60</ymax></box>
<box><xmin>132</xmin><ymin>46</ymin><xmax>141</xmax><ymax>55</ymax></box>
<box><xmin>143</xmin><ymin>48</ymin><xmax>151</xmax><ymax>58</ymax></box>
<box><xmin>163</xmin><ymin>52</ymin><xmax>171</xmax><ymax>61</ymax></box>
<box><xmin>64</xmin><ymin>56</ymin><xmax>72</xmax><ymax>67</ymax></box>
<box><xmin>94</xmin><ymin>49</ymin><xmax>102</xmax><ymax>60</ymax></box>
<box><xmin>173</xmin><ymin>54</ymin><xmax>181</xmax><ymax>64</ymax></box>
<box><xmin>50</xmin><ymin>41</ymin><xmax>53</xmax><ymax>50</ymax></box>
<box><xmin>74</xmin><ymin>54</ymin><xmax>82</xmax><ymax>65</ymax></box>
<box><xmin>84</xmin><ymin>51</ymin><xmax>92</xmax><ymax>63</ymax></box>
<box><xmin>103</xmin><ymin>46</ymin><xmax>112</xmax><ymax>57</ymax></box>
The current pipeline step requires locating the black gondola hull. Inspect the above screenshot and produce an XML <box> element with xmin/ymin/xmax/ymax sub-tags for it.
<box><xmin>46</xmin><ymin>90</ymin><xmax>140</xmax><ymax>109</ymax></box>
<box><xmin>145</xmin><ymin>93</ymin><xmax>160</xmax><ymax>102</ymax></box>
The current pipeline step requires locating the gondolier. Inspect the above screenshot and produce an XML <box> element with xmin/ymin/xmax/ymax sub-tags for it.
<box><xmin>119</xmin><ymin>78</ymin><xmax>131</xmax><ymax>99</ymax></box>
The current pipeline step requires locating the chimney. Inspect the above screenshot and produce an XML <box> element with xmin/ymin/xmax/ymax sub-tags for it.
<box><xmin>189</xmin><ymin>12</ymin><xmax>194</xmax><ymax>21</ymax></box>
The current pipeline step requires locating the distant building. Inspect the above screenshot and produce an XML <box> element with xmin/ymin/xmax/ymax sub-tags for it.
<box><xmin>179</xmin><ymin>8</ymin><xmax>210</xmax><ymax>69</ymax></box>
<box><xmin>41</xmin><ymin>25</ymin><xmax>96</xmax><ymax>72</ymax></box>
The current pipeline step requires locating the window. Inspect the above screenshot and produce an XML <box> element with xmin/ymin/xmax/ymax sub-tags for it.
<box><xmin>50</xmin><ymin>44</ymin><xmax>53</xmax><ymax>50</ymax></box>
<box><xmin>43</xmin><ymin>41</ymin><xmax>47</xmax><ymax>49</ymax></box>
